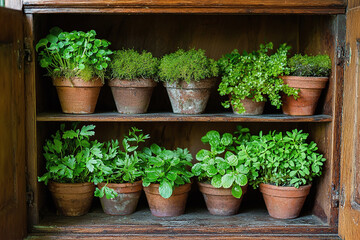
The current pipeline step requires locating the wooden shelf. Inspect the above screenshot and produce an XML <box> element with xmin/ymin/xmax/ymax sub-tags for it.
<box><xmin>36</xmin><ymin>112</ymin><xmax>332</xmax><ymax>123</ymax></box>
<box><xmin>23</xmin><ymin>0</ymin><xmax>346</xmax><ymax>14</ymax></box>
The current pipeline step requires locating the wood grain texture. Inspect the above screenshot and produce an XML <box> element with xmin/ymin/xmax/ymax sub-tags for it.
<box><xmin>22</xmin><ymin>0</ymin><xmax>346</xmax><ymax>14</ymax></box>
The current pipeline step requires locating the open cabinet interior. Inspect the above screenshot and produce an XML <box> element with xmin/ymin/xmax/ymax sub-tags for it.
<box><xmin>27</xmin><ymin>13</ymin><xmax>344</xmax><ymax>238</ymax></box>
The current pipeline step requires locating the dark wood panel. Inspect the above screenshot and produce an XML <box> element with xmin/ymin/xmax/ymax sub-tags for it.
<box><xmin>36</xmin><ymin>112</ymin><xmax>332</xmax><ymax>123</ymax></box>
<box><xmin>23</xmin><ymin>0</ymin><xmax>346</xmax><ymax>14</ymax></box>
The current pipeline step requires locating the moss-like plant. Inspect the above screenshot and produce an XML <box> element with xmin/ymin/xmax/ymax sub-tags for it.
<box><xmin>158</xmin><ymin>49</ymin><xmax>219</xmax><ymax>83</ymax></box>
<box><xmin>288</xmin><ymin>54</ymin><xmax>331</xmax><ymax>77</ymax></box>
<box><xmin>110</xmin><ymin>49</ymin><xmax>159</xmax><ymax>80</ymax></box>
<box><xmin>36</xmin><ymin>27</ymin><xmax>112</xmax><ymax>81</ymax></box>
<box><xmin>217</xmin><ymin>43</ymin><xmax>299</xmax><ymax>114</ymax></box>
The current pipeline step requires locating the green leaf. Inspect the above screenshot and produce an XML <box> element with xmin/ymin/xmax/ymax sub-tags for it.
<box><xmin>221</xmin><ymin>133</ymin><xmax>233</xmax><ymax>146</ymax></box>
<box><xmin>46</xmin><ymin>34</ymin><xmax>58</xmax><ymax>44</ymax></box>
<box><xmin>159</xmin><ymin>179</ymin><xmax>173</xmax><ymax>199</ymax></box>
<box><xmin>150</xmin><ymin>144</ymin><xmax>162</xmax><ymax>155</ymax></box>
<box><xmin>226</xmin><ymin>154</ymin><xmax>238</xmax><ymax>166</ymax></box>
<box><xmin>232</xmin><ymin>184</ymin><xmax>243</xmax><ymax>198</ymax></box>
<box><xmin>196</xmin><ymin>149</ymin><xmax>211</xmax><ymax>161</ymax></box>
<box><xmin>211</xmin><ymin>174</ymin><xmax>222</xmax><ymax>188</ymax></box>
<box><xmin>235</xmin><ymin>174</ymin><xmax>248</xmax><ymax>186</ymax></box>
<box><xmin>221</xmin><ymin>173</ymin><xmax>235</xmax><ymax>188</ymax></box>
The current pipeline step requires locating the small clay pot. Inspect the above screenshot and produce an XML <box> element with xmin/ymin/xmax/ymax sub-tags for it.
<box><xmin>231</xmin><ymin>97</ymin><xmax>265</xmax><ymax>115</ymax></box>
<box><xmin>281</xmin><ymin>76</ymin><xmax>329</xmax><ymax>116</ymax></box>
<box><xmin>109</xmin><ymin>78</ymin><xmax>157</xmax><ymax>114</ymax></box>
<box><xmin>198</xmin><ymin>182</ymin><xmax>247</xmax><ymax>216</ymax></box>
<box><xmin>97</xmin><ymin>181</ymin><xmax>143</xmax><ymax>215</ymax></box>
<box><xmin>163</xmin><ymin>78</ymin><xmax>217</xmax><ymax>114</ymax></box>
<box><xmin>144</xmin><ymin>183</ymin><xmax>191</xmax><ymax>217</ymax></box>
<box><xmin>48</xmin><ymin>182</ymin><xmax>95</xmax><ymax>217</ymax></box>
<box><xmin>53</xmin><ymin>77</ymin><xmax>103</xmax><ymax>114</ymax></box>
<box><xmin>259</xmin><ymin>183</ymin><xmax>312</xmax><ymax>219</ymax></box>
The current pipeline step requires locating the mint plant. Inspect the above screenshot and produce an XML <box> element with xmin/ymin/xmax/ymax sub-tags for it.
<box><xmin>93</xmin><ymin>128</ymin><xmax>150</xmax><ymax>199</ymax></box>
<box><xmin>110</xmin><ymin>49</ymin><xmax>159</xmax><ymax>80</ymax></box>
<box><xmin>38</xmin><ymin>124</ymin><xmax>103</xmax><ymax>185</ymax></box>
<box><xmin>288</xmin><ymin>54</ymin><xmax>331</xmax><ymax>77</ymax></box>
<box><xmin>218</xmin><ymin>42</ymin><xmax>299</xmax><ymax>114</ymax></box>
<box><xmin>36</xmin><ymin>27</ymin><xmax>112</xmax><ymax>81</ymax></box>
<box><xmin>192</xmin><ymin>128</ymin><xmax>253</xmax><ymax>198</ymax></box>
<box><xmin>237</xmin><ymin>129</ymin><xmax>326</xmax><ymax>188</ymax></box>
<box><xmin>140</xmin><ymin>144</ymin><xmax>193</xmax><ymax>199</ymax></box>
<box><xmin>158</xmin><ymin>49</ymin><xmax>219</xmax><ymax>83</ymax></box>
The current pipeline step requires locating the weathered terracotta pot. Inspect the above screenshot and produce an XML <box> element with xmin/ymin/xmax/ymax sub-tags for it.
<box><xmin>144</xmin><ymin>183</ymin><xmax>191</xmax><ymax>217</ymax></box>
<box><xmin>48</xmin><ymin>182</ymin><xmax>95</xmax><ymax>216</ymax></box>
<box><xmin>109</xmin><ymin>78</ymin><xmax>157</xmax><ymax>114</ymax></box>
<box><xmin>198</xmin><ymin>182</ymin><xmax>247</xmax><ymax>216</ymax></box>
<box><xmin>53</xmin><ymin>77</ymin><xmax>103</xmax><ymax>114</ymax></box>
<box><xmin>231</xmin><ymin>97</ymin><xmax>265</xmax><ymax>115</ymax></box>
<box><xmin>163</xmin><ymin>78</ymin><xmax>216</xmax><ymax>114</ymax></box>
<box><xmin>259</xmin><ymin>183</ymin><xmax>312</xmax><ymax>219</ymax></box>
<box><xmin>97</xmin><ymin>181</ymin><xmax>143</xmax><ymax>215</ymax></box>
<box><xmin>281</xmin><ymin>76</ymin><xmax>329</xmax><ymax>116</ymax></box>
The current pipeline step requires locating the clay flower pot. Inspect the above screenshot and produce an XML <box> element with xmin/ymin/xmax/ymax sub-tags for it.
<box><xmin>231</xmin><ymin>97</ymin><xmax>265</xmax><ymax>115</ymax></box>
<box><xmin>109</xmin><ymin>78</ymin><xmax>157</xmax><ymax>114</ymax></box>
<box><xmin>97</xmin><ymin>181</ymin><xmax>143</xmax><ymax>215</ymax></box>
<box><xmin>259</xmin><ymin>183</ymin><xmax>312</xmax><ymax>219</ymax></box>
<box><xmin>53</xmin><ymin>77</ymin><xmax>103</xmax><ymax>114</ymax></box>
<box><xmin>163</xmin><ymin>78</ymin><xmax>216</xmax><ymax>114</ymax></box>
<box><xmin>198</xmin><ymin>182</ymin><xmax>247</xmax><ymax>215</ymax></box>
<box><xmin>281</xmin><ymin>76</ymin><xmax>328</xmax><ymax>116</ymax></box>
<box><xmin>48</xmin><ymin>182</ymin><xmax>95</xmax><ymax>217</ymax></box>
<box><xmin>144</xmin><ymin>183</ymin><xmax>191</xmax><ymax>217</ymax></box>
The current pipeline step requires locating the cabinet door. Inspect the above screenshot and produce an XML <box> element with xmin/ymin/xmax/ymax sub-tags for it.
<box><xmin>339</xmin><ymin>1</ymin><xmax>360</xmax><ymax>239</ymax></box>
<box><xmin>0</xmin><ymin>7</ymin><xmax>27</xmax><ymax>240</ymax></box>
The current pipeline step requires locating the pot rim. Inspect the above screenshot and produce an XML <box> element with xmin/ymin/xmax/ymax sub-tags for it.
<box><xmin>109</xmin><ymin>78</ymin><xmax>157</xmax><ymax>88</ymax></box>
<box><xmin>53</xmin><ymin>77</ymin><xmax>103</xmax><ymax>87</ymax></box>
<box><xmin>198</xmin><ymin>181</ymin><xmax>248</xmax><ymax>196</ymax></box>
<box><xmin>259</xmin><ymin>183</ymin><xmax>312</xmax><ymax>198</ymax></box>
<box><xmin>143</xmin><ymin>182</ymin><xmax>192</xmax><ymax>196</ymax></box>
<box><xmin>163</xmin><ymin>77</ymin><xmax>217</xmax><ymax>89</ymax></box>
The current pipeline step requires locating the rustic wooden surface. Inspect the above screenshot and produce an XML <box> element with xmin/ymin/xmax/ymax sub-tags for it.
<box><xmin>22</xmin><ymin>0</ymin><xmax>346</xmax><ymax>14</ymax></box>
<box><xmin>338</xmin><ymin>0</ymin><xmax>360</xmax><ymax>239</ymax></box>
<box><xmin>5</xmin><ymin>0</ymin><xmax>22</xmax><ymax>10</ymax></box>
<box><xmin>0</xmin><ymin>7</ymin><xmax>27</xmax><ymax>240</ymax></box>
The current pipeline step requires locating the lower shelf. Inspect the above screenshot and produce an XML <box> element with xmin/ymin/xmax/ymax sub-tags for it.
<box><xmin>29</xmin><ymin>206</ymin><xmax>338</xmax><ymax>239</ymax></box>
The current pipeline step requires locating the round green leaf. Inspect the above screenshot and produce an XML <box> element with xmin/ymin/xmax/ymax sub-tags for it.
<box><xmin>231</xmin><ymin>184</ymin><xmax>243</xmax><ymax>198</ymax></box>
<box><xmin>221</xmin><ymin>133</ymin><xmax>233</xmax><ymax>146</ymax></box>
<box><xmin>235</xmin><ymin>174</ymin><xmax>248</xmax><ymax>186</ymax></box>
<box><xmin>221</xmin><ymin>173</ymin><xmax>235</xmax><ymax>188</ymax></box>
<box><xmin>196</xmin><ymin>149</ymin><xmax>211</xmax><ymax>161</ymax></box>
<box><xmin>226</xmin><ymin>154</ymin><xmax>238</xmax><ymax>166</ymax></box>
<box><xmin>159</xmin><ymin>179</ymin><xmax>173</xmax><ymax>199</ymax></box>
<box><xmin>211</xmin><ymin>174</ymin><xmax>222</xmax><ymax>188</ymax></box>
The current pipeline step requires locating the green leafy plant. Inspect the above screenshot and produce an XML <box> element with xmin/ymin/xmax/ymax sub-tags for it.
<box><xmin>158</xmin><ymin>48</ymin><xmax>219</xmax><ymax>83</ymax></box>
<box><xmin>140</xmin><ymin>144</ymin><xmax>193</xmax><ymax>199</ymax></box>
<box><xmin>218</xmin><ymin>42</ymin><xmax>299</xmax><ymax>114</ymax></box>
<box><xmin>36</xmin><ymin>27</ymin><xmax>113</xmax><ymax>81</ymax></box>
<box><xmin>38</xmin><ymin>124</ymin><xmax>103</xmax><ymax>185</ymax></box>
<box><xmin>288</xmin><ymin>54</ymin><xmax>331</xmax><ymax>77</ymax></box>
<box><xmin>192</xmin><ymin>127</ymin><xmax>255</xmax><ymax>198</ymax></box>
<box><xmin>237</xmin><ymin>129</ymin><xmax>326</xmax><ymax>188</ymax></box>
<box><xmin>93</xmin><ymin>128</ymin><xmax>150</xmax><ymax>199</ymax></box>
<box><xmin>110</xmin><ymin>49</ymin><xmax>159</xmax><ymax>80</ymax></box>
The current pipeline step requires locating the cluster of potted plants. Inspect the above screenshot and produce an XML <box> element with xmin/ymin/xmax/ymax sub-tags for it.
<box><xmin>37</xmin><ymin>28</ymin><xmax>331</xmax><ymax>116</ymax></box>
<box><xmin>39</xmin><ymin>124</ymin><xmax>326</xmax><ymax>219</ymax></box>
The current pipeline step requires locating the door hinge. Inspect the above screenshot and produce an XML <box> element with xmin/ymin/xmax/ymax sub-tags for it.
<box><xmin>26</xmin><ymin>191</ymin><xmax>34</xmax><ymax>207</ymax></box>
<box><xmin>337</xmin><ymin>43</ymin><xmax>351</xmax><ymax>67</ymax></box>
<box><xmin>24</xmin><ymin>38</ymin><xmax>33</xmax><ymax>63</ymax></box>
<box><xmin>331</xmin><ymin>183</ymin><xmax>340</xmax><ymax>208</ymax></box>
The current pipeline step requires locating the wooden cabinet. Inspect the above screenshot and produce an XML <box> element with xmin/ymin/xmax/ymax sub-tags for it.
<box><xmin>1</xmin><ymin>0</ymin><xmax>360</xmax><ymax>239</ymax></box>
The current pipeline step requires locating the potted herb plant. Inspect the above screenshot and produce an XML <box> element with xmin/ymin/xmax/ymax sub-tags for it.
<box><xmin>38</xmin><ymin>124</ymin><xmax>103</xmax><ymax>216</ymax></box>
<box><xmin>237</xmin><ymin>129</ymin><xmax>326</xmax><ymax>219</ymax></box>
<box><xmin>140</xmin><ymin>144</ymin><xmax>193</xmax><ymax>217</ymax></box>
<box><xmin>36</xmin><ymin>27</ymin><xmax>112</xmax><ymax>114</ymax></box>
<box><xmin>93</xmin><ymin>128</ymin><xmax>150</xmax><ymax>215</ymax></box>
<box><xmin>281</xmin><ymin>54</ymin><xmax>331</xmax><ymax>115</ymax></box>
<box><xmin>109</xmin><ymin>49</ymin><xmax>158</xmax><ymax>114</ymax></box>
<box><xmin>158</xmin><ymin>49</ymin><xmax>219</xmax><ymax>114</ymax></box>
<box><xmin>192</xmin><ymin>127</ymin><xmax>253</xmax><ymax>215</ymax></box>
<box><xmin>218</xmin><ymin>42</ymin><xmax>299</xmax><ymax>115</ymax></box>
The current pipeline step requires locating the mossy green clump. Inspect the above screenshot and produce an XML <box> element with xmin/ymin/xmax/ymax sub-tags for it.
<box><xmin>288</xmin><ymin>54</ymin><xmax>331</xmax><ymax>77</ymax></box>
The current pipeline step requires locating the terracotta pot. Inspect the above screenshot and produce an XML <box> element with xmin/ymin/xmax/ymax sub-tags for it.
<box><xmin>109</xmin><ymin>78</ymin><xmax>157</xmax><ymax>114</ymax></box>
<box><xmin>163</xmin><ymin>78</ymin><xmax>217</xmax><ymax>114</ymax></box>
<box><xmin>97</xmin><ymin>181</ymin><xmax>143</xmax><ymax>215</ymax></box>
<box><xmin>231</xmin><ymin>97</ymin><xmax>265</xmax><ymax>115</ymax></box>
<box><xmin>198</xmin><ymin>182</ymin><xmax>248</xmax><ymax>216</ymax></box>
<box><xmin>259</xmin><ymin>183</ymin><xmax>312</xmax><ymax>219</ymax></box>
<box><xmin>144</xmin><ymin>183</ymin><xmax>191</xmax><ymax>217</ymax></box>
<box><xmin>48</xmin><ymin>182</ymin><xmax>95</xmax><ymax>216</ymax></box>
<box><xmin>281</xmin><ymin>76</ymin><xmax>329</xmax><ymax>116</ymax></box>
<box><xmin>53</xmin><ymin>77</ymin><xmax>103</xmax><ymax>114</ymax></box>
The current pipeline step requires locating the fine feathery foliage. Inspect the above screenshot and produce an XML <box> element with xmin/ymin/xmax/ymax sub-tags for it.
<box><xmin>236</xmin><ymin>129</ymin><xmax>326</xmax><ymax>188</ymax></box>
<box><xmin>157</xmin><ymin>48</ymin><xmax>219</xmax><ymax>83</ymax></box>
<box><xmin>192</xmin><ymin>126</ymin><xmax>255</xmax><ymax>198</ymax></box>
<box><xmin>218</xmin><ymin>42</ymin><xmax>299</xmax><ymax>114</ymax></box>
<box><xmin>288</xmin><ymin>54</ymin><xmax>332</xmax><ymax>77</ymax></box>
<box><xmin>36</xmin><ymin>27</ymin><xmax>113</xmax><ymax>81</ymax></box>
<box><xmin>140</xmin><ymin>144</ymin><xmax>194</xmax><ymax>199</ymax></box>
<box><xmin>38</xmin><ymin>124</ymin><xmax>103</xmax><ymax>185</ymax></box>
<box><xmin>110</xmin><ymin>49</ymin><xmax>159</xmax><ymax>80</ymax></box>
<box><xmin>93</xmin><ymin>127</ymin><xmax>150</xmax><ymax>199</ymax></box>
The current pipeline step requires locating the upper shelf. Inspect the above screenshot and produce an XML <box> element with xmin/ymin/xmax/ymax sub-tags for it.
<box><xmin>23</xmin><ymin>0</ymin><xmax>346</xmax><ymax>14</ymax></box>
